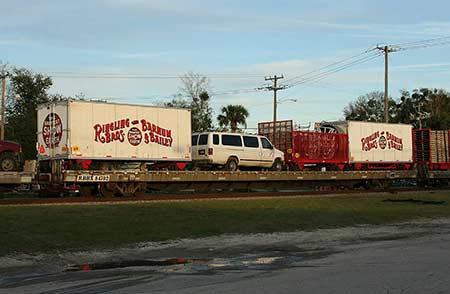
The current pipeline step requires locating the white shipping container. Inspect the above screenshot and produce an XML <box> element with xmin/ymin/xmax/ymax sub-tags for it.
<box><xmin>347</xmin><ymin>121</ymin><xmax>413</xmax><ymax>163</ymax></box>
<box><xmin>37</xmin><ymin>100</ymin><xmax>192</xmax><ymax>161</ymax></box>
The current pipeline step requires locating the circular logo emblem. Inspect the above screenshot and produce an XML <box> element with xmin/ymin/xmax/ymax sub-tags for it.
<box><xmin>127</xmin><ymin>127</ymin><xmax>142</xmax><ymax>146</ymax></box>
<box><xmin>379</xmin><ymin>135</ymin><xmax>387</xmax><ymax>149</ymax></box>
<box><xmin>42</xmin><ymin>113</ymin><xmax>63</xmax><ymax>148</ymax></box>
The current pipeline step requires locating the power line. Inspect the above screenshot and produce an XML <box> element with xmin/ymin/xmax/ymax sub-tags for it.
<box><xmin>284</xmin><ymin>48</ymin><xmax>375</xmax><ymax>84</ymax></box>
<box><xmin>396</xmin><ymin>39</ymin><xmax>450</xmax><ymax>51</ymax></box>
<box><xmin>48</xmin><ymin>72</ymin><xmax>264</xmax><ymax>79</ymax></box>
<box><xmin>212</xmin><ymin>87</ymin><xmax>263</xmax><ymax>96</ymax></box>
<box><xmin>283</xmin><ymin>36</ymin><xmax>450</xmax><ymax>91</ymax></box>
<box><xmin>390</xmin><ymin>35</ymin><xmax>450</xmax><ymax>51</ymax></box>
<box><xmin>286</xmin><ymin>52</ymin><xmax>382</xmax><ymax>88</ymax></box>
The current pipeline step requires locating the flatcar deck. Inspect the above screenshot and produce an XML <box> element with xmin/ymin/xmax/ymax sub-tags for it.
<box><xmin>63</xmin><ymin>170</ymin><xmax>418</xmax><ymax>183</ymax></box>
<box><xmin>0</xmin><ymin>172</ymin><xmax>35</xmax><ymax>184</ymax></box>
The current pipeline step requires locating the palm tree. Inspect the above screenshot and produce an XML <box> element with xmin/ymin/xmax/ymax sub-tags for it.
<box><xmin>217</xmin><ymin>105</ymin><xmax>249</xmax><ymax>132</ymax></box>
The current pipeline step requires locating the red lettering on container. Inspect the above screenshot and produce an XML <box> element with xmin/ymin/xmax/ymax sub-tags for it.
<box><xmin>94</xmin><ymin>117</ymin><xmax>173</xmax><ymax>147</ymax></box>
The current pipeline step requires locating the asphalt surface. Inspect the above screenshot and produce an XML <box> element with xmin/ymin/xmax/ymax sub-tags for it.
<box><xmin>1</xmin><ymin>219</ymin><xmax>450</xmax><ymax>294</ymax></box>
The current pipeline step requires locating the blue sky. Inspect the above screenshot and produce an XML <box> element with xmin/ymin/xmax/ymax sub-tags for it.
<box><xmin>2</xmin><ymin>0</ymin><xmax>450</xmax><ymax>129</ymax></box>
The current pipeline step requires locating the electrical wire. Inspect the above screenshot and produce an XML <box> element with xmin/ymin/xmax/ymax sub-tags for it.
<box><xmin>287</xmin><ymin>52</ymin><xmax>383</xmax><ymax>88</ymax></box>
<box><xmin>212</xmin><ymin>87</ymin><xmax>264</xmax><ymax>96</ymax></box>
<box><xmin>284</xmin><ymin>48</ymin><xmax>376</xmax><ymax>84</ymax></box>
<box><xmin>396</xmin><ymin>39</ymin><xmax>450</xmax><ymax>51</ymax></box>
<box><xmin>282</xmin><ymin>36</ymin><xmax>450</xmax><ymax>91</ymax></box>
<box><xmin>48</xmin><ymin>72</ymin><xmax>264</xmax><ymax>79</ymax></box>
<box><xmin>390</xmin><ymin>35</ymin><xmax>450</xmax><ymax>50</ymax></box>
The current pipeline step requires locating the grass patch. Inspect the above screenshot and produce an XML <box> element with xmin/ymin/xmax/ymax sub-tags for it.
<box><xmin>1</xmin><ymin>191</ymin><xmax>449</xmax><ymax>256</ymax></box>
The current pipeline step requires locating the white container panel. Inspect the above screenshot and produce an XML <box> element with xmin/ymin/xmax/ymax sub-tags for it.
<box><xmin>37</xmin><ymin>101</ymin><xmax>191</xmax><ymax>161</ymax></box>
<box><xmin>348</xmin><ymin>121</ymin><xmax>413</xmax><ymax>163</ymax></box>
<box><xmin>37</xmin><ymin>103</ymin><xmax>69</xmax><ymax>159</ymax></box>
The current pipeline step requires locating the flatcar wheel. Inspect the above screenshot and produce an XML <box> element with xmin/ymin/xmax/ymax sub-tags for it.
<box><xmin>134</xmin><ymin>183</ymin><xmax>147</xmax><ymax>197</ymax></box>
<box><xmin>99</xmin><ymin>183</ymin><xmax>115</xmax><ymax>197</ymax></box>
<box><xmin>80</xmin><ymin>185</ymin><xmax>94</xmax><ymax>197</ymax></box>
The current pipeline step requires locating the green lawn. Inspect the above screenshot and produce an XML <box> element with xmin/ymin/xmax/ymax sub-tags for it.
<box><xmin>1</xmin><ymin>191</ymin><xmax>449</xmax><ymax>256</ymax></box>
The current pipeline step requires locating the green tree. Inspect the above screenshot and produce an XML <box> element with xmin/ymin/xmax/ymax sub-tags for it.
<box><xmin>395</xmin><ymin>89</ymin><xmax>429</xmax><ymax>127</ymax></box>
<box><xmin>191</xmin><ymin>91</ymin><xmax>213</xmax><ymax>132</ymax></box>
<box><xmin>165</xmin><ymin>72</ymin><xmax>213</xmax><ymax>132</ymax></box>
<box><xmin>343</xmin><ymin>91</ymin><xmax>396</xmax><ymax>122</ymax></box>
<box><xmin>217</xmin><ymin>105</ymin><xmax>249</xmax><ymax>132</ymax></box>
<box><xmin>6</xmin><ymin>68</ymin><xmax>54</xmax><ymax>159</ymax></box>
<box><xmin>397</xmin><ymin>88</ymin><xmax>450</xmax><ymax>129</ymax></box>
<box><xmin>428</xmin><ymin>89</ymin><xmax>450</xmax><ymax>129</ymax></box>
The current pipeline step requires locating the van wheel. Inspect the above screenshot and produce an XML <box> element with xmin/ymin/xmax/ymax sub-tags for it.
<box><xmin>225</xmin><ymin>158</ymin><xmax>238</xmax><ymax>172</ymax></box>
<box><xmin>271</xmin><ymin>159</ymin><xmax>283</xmax><ymax>171</ymax></box>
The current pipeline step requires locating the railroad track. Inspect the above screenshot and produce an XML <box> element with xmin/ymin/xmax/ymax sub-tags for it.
<box><xmin>1</xmin><ymin>187</ymin><xmax>448</xmax><ymax>206</ymax></box>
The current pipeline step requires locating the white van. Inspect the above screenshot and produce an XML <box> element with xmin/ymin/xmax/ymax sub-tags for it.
<box><xmin>191</xmin><ymin>132</ymin><xmax>284</xmax><ymax>171</ymax></box>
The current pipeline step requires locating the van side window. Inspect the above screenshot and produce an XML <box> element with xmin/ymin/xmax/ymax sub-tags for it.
<box><xmin>198</xmin><ymin>134</ymin><xmax>208</xmax><ymax>145</ymax></box>
<box><xmin>261</xmin><ymin>137</ymin><xmax>273</xmax><ymax>149</ymax></box>
<box><xmin>191</xmin><ymin>135</ymin><xmax>199</xmax><ymax>146</ymax></box>
<box><xmin>243</xmin><ymin>136</ymin><xmax>259</xmax><ymax>148</ymax></box>
<box><xmin>222</xmin><ymin>135</ymin><xmax>242</xmax><ymax>147</ymax></box>
<box><xmin>213</xmin><ymin>134</ymin><xmax>219</xmax><ymax>145</ymax></box>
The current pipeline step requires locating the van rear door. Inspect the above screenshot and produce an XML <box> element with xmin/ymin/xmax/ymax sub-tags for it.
<box><xmin>195</xmin><ymin>133</ymin><xmax>209</xmax><ymax>157</ymax></box>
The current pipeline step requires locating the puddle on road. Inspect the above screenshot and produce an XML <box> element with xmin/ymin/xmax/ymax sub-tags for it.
<box><xmin>184</xmin><ymin>252</ymin><xmax>306</xmax><ymax>273</ymax></box>
<box><xmin>0</xmin><ymin>249</ymin><xmax>334</xmax><ymax>292</ymax></box>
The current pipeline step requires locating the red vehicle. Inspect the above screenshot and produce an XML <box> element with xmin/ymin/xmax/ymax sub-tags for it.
<box><xmin>0</xmin><ymin>140</ymin><xmax>23</xmax><ymax>171</ymax></box>
<box><xmin>413</xmin><ymin>129</ymin><xmax>450</xmax><ymax>170</ymax></box>
<box><xmin>258</xmin><ymin>120</ymin><xmax>348</xmax><ymax>170</ymax></box>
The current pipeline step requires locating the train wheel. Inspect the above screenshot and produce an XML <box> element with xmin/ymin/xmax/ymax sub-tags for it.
<box><xmin>99</xmin><ymin>183</ymin><xmax>116</xmax><ymax>197</ymax></box>
<box><xmin>80</xmin><ymin>185</ymin><xmax>95</xmax><ymax>197</ymax></box>
<box><xmin>134</xmin><ymin>183</ymin><xmax>147</xmax><ymax>197</ymax></box>
<box><xmin>288</xmin><ymin>163</ymin><xmax>300</xmax><ymax>171</ymax></box>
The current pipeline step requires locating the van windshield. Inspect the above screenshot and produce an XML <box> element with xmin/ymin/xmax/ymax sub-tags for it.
<box><xmin>261</xmin><ymin>137</ymin><xmax>273</xmax><ymax>149</ymax></box>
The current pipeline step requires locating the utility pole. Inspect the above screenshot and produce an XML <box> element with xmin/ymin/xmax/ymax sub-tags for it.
<box><xmin>0</xmin><ymin>72</ymin><xmax>8</xmax><ymax>140</ymax></box>
<box><xmin>264</xmin><ymin>75</ymin><xmax>286</xmax><ymax>144</ymax></box>
<box><xmin>418</xmin><ymin>102</ymin><xmax>422</xmax><ymax>129</ymax></box>
<box><xmin>376</xmin><ymin>45</ymin><xmax>398</xmax><ymax>123</ymax></box>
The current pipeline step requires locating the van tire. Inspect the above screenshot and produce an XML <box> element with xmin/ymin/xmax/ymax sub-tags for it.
<box><xmin>271</xmin><ymin>159</ymin><xmax>283</xmax><ymax>171</ymax></box>
<box><xmin>225</xmin><ymin>158</ymin><xmax>238</xmax><ymax>172</ymax></box>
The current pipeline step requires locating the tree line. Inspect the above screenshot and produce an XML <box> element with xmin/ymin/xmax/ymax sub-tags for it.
<box><xmin>343</xmin><ymin>89</ymin><xmax>450</xmax><ymax>129</ymax></box>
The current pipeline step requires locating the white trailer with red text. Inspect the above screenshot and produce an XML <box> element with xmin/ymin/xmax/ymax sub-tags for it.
<box><xmin>36</xmin><ymin>100</ymin><xmax>191</xmax><ymax>195</ymax></box>
<box><xmin>318</xmin><ymin>121</ymin><xmax>413</xmax><ymax>170</ymax></box>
